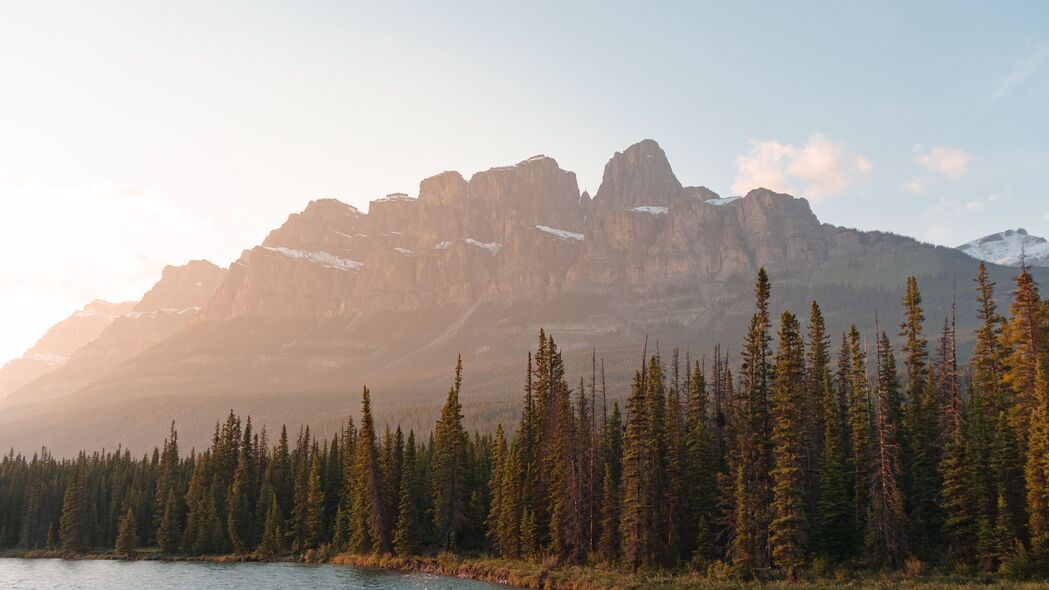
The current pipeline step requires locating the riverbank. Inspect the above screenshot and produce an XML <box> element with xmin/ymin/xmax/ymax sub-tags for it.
<box><xmin>5</xmin><ymin>548</ymin><xmax>1048</xmax><ymax>589</ymax></box>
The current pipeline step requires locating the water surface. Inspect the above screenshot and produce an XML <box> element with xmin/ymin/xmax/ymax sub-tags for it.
<box><xmin>0</xmin><ymin>558</ymin><xmax>509</xmax><ymax>590</ymax></box>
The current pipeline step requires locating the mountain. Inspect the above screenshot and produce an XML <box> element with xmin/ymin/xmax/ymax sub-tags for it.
<box><xmin>957</xmin><ymin>228</ymin><xmax>1049</xmax><ymax>267</ymax></box>
<box><xmin>4</xmin><ymin>260</ymin><xmax>226</xmax><ymax>405</ymax></box>
<box><xmin>1</xmin><ymin>139</ymin><xmax>1044</xmax><ymax>455</ymax></box>
<box><xmin>0</xmin><ymin>300</ymin><xmax>135</xmax><ymax>398</ymax></box>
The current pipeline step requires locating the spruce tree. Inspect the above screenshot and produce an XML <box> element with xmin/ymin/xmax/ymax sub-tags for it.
<box><xmin>769</xmin><ymin>311</ymin><xmax>807</xmax><ymax>580</ymax></box>
<box><xmin>866</xmin><ymin>332</ymin><xmax>907</xmax><ymax>567</ymax></box>
<box><xmin>59</xmin><ymin>471</ymin><xmax>88</xmax><ymax>553</ymax></box>
<box><xmin>1027</xmin><ymin>363</ymin><xmax>1049</xmax><ymax>562</ymax></box>
<box><xmin>304</xmin><ymin>448</ymin><xmax>326</xmax><ymax>548</ymax></box>
<box><xmin>114</xmin><ymin>505</ymin><xmax>139</xmax><ymax>554</ymax></box>
<box><xmin>685</xmin><ymin>361</ymin><xmax>716</xmax><ymax>561</ymax></box>
<box><xmin>730</xmin><ymin>268</ymin><xmax>774</xmax><ymax>572</ymax></box>
<box><xmin>393</xmin><ymin>430</ymin><xmax>421</xmax><ymax>556</ymax></box>
<box><xmin>803</xmin><ymin>302</ymin><xmax>830</xmax><ymax>536</ymax></box>
<box><xmin>619</xmin><ymin>370</ymin><xmax>651</xmax><ymax>571</ymax></box>
<box><xmin>350</xmin><ymin>386</ymin><xmax>387</xmax><ymax>554</ymax></box>
<box><xmin>258</xmin><ymin>491</ymin><xmax>284</xmax><ymax>558</ymax></box>
<box><xmin>227</xmin><ymin>453</ymin><xmax>253</xmax><ymax>553</ymax></box>
<box><xmin>846</xmin><ymin>325</ymin><xmax>871</xmax><ymax>539</ymax></box>
<box><xmin>597</xmin><ymin>462</ymin><xmax>620</xmax><ymax>562</ymax></box>
<box><xmin>1004</xmin><ymin>263</ymin><xmax>1044</xmax><ymax>445</ymax></box>
<box><xmin>157</xmin><ymin>488</ymin><xmax>181</xmax><ymax>553</ymax></box>
<box><xmin>432</xmin><ymin>356</ymin><xmax>469</xmax><ymax>551</ymax></box>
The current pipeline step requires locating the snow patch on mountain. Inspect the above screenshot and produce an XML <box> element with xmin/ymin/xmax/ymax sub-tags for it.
<box><xmin>536</xmin><ymin>225</ymin><xmax>584</xmax><ymax>241</ymax></box>
<box><xmin>464</xmin><ymin>239</ymin><xmax>503</xmax><ymax>254</ymax></box>
<box><xmin>705</xmin><ymin>196</ymin><xmax>741</xmax><ymax>207</ymax></box>
<box><xmin>631</xmin><ymin>206</ymin><xmax>668</xmax><ymax>215</ymax></box>
<box><xmin>957</xmin><ymin>228</ymin><xmax>1049</xmax><ymax>267</ymax></box>
<box><xmin>262</xmin><ymin>246</ymin><xmax>363</xmax><ymax>271</ymax></box>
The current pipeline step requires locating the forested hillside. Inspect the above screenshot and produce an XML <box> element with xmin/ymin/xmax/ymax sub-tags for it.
<box><xmin>3</xmin><ymin>263</ymin><xmax>1048</xmax><ymax>581</ymax></box>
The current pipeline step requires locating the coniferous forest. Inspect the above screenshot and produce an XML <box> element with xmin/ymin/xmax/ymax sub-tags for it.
<box><xmin>3</xmin><ymin>261</ymin><xmax>1049</xmax><ymax>583</ymax></box>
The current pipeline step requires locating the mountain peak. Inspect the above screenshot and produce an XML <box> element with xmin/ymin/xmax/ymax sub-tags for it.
<box><xmin>594</xmin><ymin>139</ymin><xmax>682</xmax><ymax>211</ymax></box>
<box><xmin>957</xmin><ymin>228</ymin><xmax>1049</xmax><ymax>267</ymax></box>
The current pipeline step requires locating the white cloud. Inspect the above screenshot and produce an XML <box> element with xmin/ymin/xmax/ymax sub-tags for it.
<box><xmin>904</xmin><ymin>177</ymin><xmax>925</xmax><ymax>194</ymax></box>
<box><xmin>964</xmin><ymin>200</ymin><xmax>985</xmax><ymax>211</ymax></box>
<box><xmin>913</xmin><ymin>145</ymin><xmax>972</xmax><ymax>178</ymax></box>
<box><xmin>732</xmin><ymin>134</ymin><xmax>871</xmax><ymax>201</ymax></box>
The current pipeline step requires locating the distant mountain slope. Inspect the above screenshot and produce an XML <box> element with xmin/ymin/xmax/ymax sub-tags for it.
<box><xmin>5</xmin><ymin>260</ymin><xmax>226</xmax><ymax>404</ymax></box>
<box><xmin>0</xmin><ymin>300</ymin><xmax>134</xmax><ymax>398</ymax></box>
<box><xmin>957</xmin><ymin>228</ymin><xmax>1049</xmax><ymax>267</ymax></box>
<box><xmin>1</xmin><ymin>140</ymin><xmax>1044</xmax><ymax>456</ymax></box>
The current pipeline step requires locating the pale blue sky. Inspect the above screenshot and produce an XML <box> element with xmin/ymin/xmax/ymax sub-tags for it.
<box><xmin>1</xmin><ymin>1</ymin><xmax>1047</xmax><ymax>360</ymax></box>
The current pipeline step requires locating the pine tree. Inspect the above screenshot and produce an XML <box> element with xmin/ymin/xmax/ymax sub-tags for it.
<box><xmin>304</xmin><ymin>448</ymin><xmax>326</xmax><ymax>548</ymax></box>
<box><xmin>59</xmin><ymin>471</ymin><xmax>88</xmax><ymax>552</ymax></box>
<box><xmin>769</xmin><ymin>311</ymin><xmax>808</xmax><ymax>579</ymax></box>
<box><xmin>114</xmin><ymin>505</ymin><xmax>139</xmax><ymax>554</ymax></box>
<box><xmin>1004</xmin><ymin>263</ymin><xmax>1044</xmax><ymax>446</ymax></box>
<box><xmin>350</xmin><ymin>386</ymin><xmax>387</xmax><ymax>554</ymax></box>
<box><xmin>815</xmin><ymin>319</ymin><xmax>853</xmax><ymax>559</ymax></box>
<box><xmin>664</xmin><ymin>365</ymin><xmax>686</xmax><ymax>563</ymax></box>
<box><xmin>899</xmin><ymin>277</ymin><xmax>943</xmax><ymax>553</ymax></box>
<box><xmin>157</xmin><ymin>489</ymin><xmax>181</xmax><ymax>553</ymax></box>
<box><xmin>432</xmin><ymin>356</ymin><xmax>470</xmax><ymax>551</ymax></box>
<box><xmin>906</xmin><ymin>372</ymin><xmax>943</xmax><ymax>556</ymax></box>
<box><xmin>866</xmin><ymin>332</ymin><xmax>907</xmax><ymax>567</ymax></box>
<box><xmin>1027</xmin><ymin>363</ymin><xmax>1049</xmax><ymax>561</ymax></box>
<box><xmin>258</xmin><ymin>491</ymin><xmax>284</xmax><ymax>557</ymax></box>
<box><xmin>685</xmin><ymin>360</ymin><xmax>716</xmax><ymax>561</ymax></box>
<box><xmin>803</xmin><ymin>302</ymin><xmax>830</xmax><ymax>538</ymax></box>
<box><xmin>729</xmin><ymin>268</ymin><xmax>774</xmax><ymax>572</ymax></box>
<box><xmin>619</xmin><ymin>370</ymin><xmax>651</xmax><ymax>571</ymax></box>
<box><xmin>227</xmin><ymin>453</ymin><xmax>253</xmax><ymax>553</ymax></box>
<box><xmin>486</xmin><ymin>425</ymin><xmax>506</xmax><ymax>551</ymax></box>
<box><xmin>393</xmin><ymin>430</ymin><xmax>421</xmax><ymax>556</ymax></box>
<box><xmin>597</xmin><ymin>462</ymin><xmax>620</xmax><ymax>562</ymax></box>
<box><xmin>846</xmin><ymin>325</ymin><xmax>871</xmax><ymax>539</ymax></box>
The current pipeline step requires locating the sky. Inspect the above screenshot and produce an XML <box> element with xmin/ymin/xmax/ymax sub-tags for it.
<box><xmin>1</xmin><ymin>1</ymin><xmax>1048</xmax><ymax>362</ymax></box>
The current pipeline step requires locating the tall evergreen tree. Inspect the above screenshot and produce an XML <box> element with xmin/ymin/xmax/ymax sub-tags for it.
<box><xmin>157</xmin><ymin>489</ymin><xmax>181</xmax><ymax>553</ymax></box>
<box><xmin>846</xmin><ymin>325</ymin><xmax>871</xmax><ymax>540</ymax></box>
<box><xmin>866</xmin><ymin>332</ymin><xmax>907</xmax><ymax>567</ymax></box>
<box><xmin>114</xmin><ymin>505</ymin><xmax>138</xmax><ymax>554</ymax></box>
<box><xmin>393</xmin><ymin>431</ymin><xmax>421</xmax><ymax>556</ymax></box>
<box><xmin>258</xmin><ymin>490</ymin><xmax>284</xmax><ymax>557</ymax></box>
<box><xmin>1004</xmin><ymin>263</ymin><xmax>1044</xmax><ymax>446</ymax></box>
<box><xmin>619</xmin><ymin>370</ymin><xmax>652</xmax><ymax>571</ymax></box>
<box><xmin>59</xmin><ymin>470</ymin><xmax>89</xmax><ymax>552</ymax></box>
<box><xmin>1026</xmin><ymin>362</ymin><xmax>1049</xmax><ymax>562</ymax></box>
<box><xmin>729</xmin><ymin>268</ymin><xmax>774</xmax><ymax>572</ymax></box>
<box><xmin>432</xmin><ymin>356</ymin><xmax>470</xmax><ymax>551</ymax></box>
<box><xmin>349</xmin><ymin>387</ymin><xmax>388</xmax><ymax>554</ymax></box>
<box><xmin>769</xmin><ymin>311</ymin><xmax>808</xmax><ymax>580</ymax></box>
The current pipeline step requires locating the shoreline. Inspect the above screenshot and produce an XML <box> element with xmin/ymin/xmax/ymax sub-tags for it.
<box><xmin>4</xmin><ymin>549</ymin><xmax>1048</xmax><ymax>589</ymax></box>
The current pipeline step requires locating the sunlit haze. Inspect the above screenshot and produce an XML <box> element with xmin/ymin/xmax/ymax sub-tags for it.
<box><xmin>2</xmin><ymin>1</ymin><xmax>1048</xmax><ymax>361</ymax></box>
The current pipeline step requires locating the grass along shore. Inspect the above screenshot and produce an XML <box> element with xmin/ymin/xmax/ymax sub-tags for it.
<box><xmin>5</xmin><ymin>548</ymin><xmax>1049</xmax><ymax>589</ymax></box>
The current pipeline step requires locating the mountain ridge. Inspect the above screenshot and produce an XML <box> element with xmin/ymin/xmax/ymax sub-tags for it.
<box><xmin>2</xmin><ymin>139</ymin><xmax>1044</xmax><ymax>456</ymax></box>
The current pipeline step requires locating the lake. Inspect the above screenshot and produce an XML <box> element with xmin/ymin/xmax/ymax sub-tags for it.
<box><xmin>0</xmin><ymin>558</ymin><xmax>510</xmax><ymax>590</ymax></box>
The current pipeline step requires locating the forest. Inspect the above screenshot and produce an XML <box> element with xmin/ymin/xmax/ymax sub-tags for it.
<box><xmin>2</xmin><ymin>261</ymin><xmax>1049</xmax><ymax>583</ymax></box>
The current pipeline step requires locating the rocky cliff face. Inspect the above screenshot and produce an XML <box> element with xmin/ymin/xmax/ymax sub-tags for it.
<box><xmin>0</xmin><ymin>300</ymin><xmax>134</xmax><ymax>398</ymax></box>
<box><xmin>1</xmin><ymin>140</ymin><xmax>1041</xmax><ymax>455</ymax></box>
